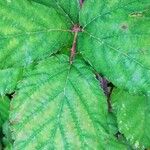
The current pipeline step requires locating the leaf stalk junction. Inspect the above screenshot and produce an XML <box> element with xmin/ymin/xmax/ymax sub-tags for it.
<box><xmin>70</xmin><ymin>24</ymin><xmax>82</xmax><ymax>64</ymax></box>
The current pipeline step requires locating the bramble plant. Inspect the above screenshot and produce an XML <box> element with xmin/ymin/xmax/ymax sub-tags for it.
<box><xmin>0</xmin><ymin>0</ymin><xmax>150</xmax><ymax>149</ymax></box>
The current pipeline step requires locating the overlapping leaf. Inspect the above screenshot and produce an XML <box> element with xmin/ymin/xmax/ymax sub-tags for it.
<box><xmin>1</xmin><ymin>0</ymin><xmax>150</xmax><ymax>149</ymax></box>
<box><xmin>0</xmin><ymin>0</ymin><xmax>72</xmax><ymax>68</ymax></box>
<box><xmin>0</xmin><ymin>0</ymin><xmax>73</xmax><ymax>96</ymax></box>
<box><xmin>112</xmin><ymin>89</ymin><xmax>150</xmax><ymax>149</ymax></box>
<box><xmin>2</xmin><ymin>121</ymin><xmax>13</xmax><ymax>150</ymax></box>
<box><xmin>79</xmin><ymin>0</ymin><xmax>150</xmax><ymax>94</ymax></box>
<box><xmin>0</xmin><ymin>68</ymin><xmax>23</xmax><ymax>95</ymax></box>
<box><xmin>31</xmin><ymin>0</ymin><xmax>80</xmax><ymax>23</ymax></box>
<box><xmin>10</xmin><ymin>55</ymin><xmax>108</xmax><ymax>149</ymax></box>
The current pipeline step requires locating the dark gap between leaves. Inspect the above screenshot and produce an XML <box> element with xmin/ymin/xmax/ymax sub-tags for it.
<box><xmin>95</xmin><ymin>73</ymin><xmax>115</xmax><ymax>112</ymax></box>
<box><xmin>5</xmin><ymin>91</ymin><xmax>16</xmax><ymax>100</ymax></box>
<box><xmin>115</xmin><ymin>131</ymin><xmax>124</xmax><ymax>140</ymax></box>
<box><xmin>0</xmin><ymin>129</ymin><xmax>5</xmax><ymax>149</ymax></box>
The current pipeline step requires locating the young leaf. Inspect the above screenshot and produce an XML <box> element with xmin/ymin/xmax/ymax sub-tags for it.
<box><xmin>111</xmin><ymin>89</ymin><xmax>150</xmax><ymax>149</ymax></box>
<box><xmin>0</xmin><ymin>0</ymin><xmax>72</xmax><ymax>68</ymax></box>
<box><xmin>79</xmin><ymin>0</ymin><xmax>150</xmax><ymax>94</ymax></box>
<box><xmin>10</xmin><ymin>55</ymin><xmax>109</xmax><ymax>149</ymax></box>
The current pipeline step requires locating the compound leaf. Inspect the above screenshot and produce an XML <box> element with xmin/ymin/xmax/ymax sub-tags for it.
<box><xmin>79</xmin><ymin>0</ymin><xmax>150</xmax><ymax>94</ymax></box>
<box><xmin>112</xmin><ymin>89</ymin><xmax>150</xmax><ymax>149</ymax></box>
<box><xmin>1</xmin><ymin>0</ymin><xmax>149</xmax><ymax>149</ymax></box>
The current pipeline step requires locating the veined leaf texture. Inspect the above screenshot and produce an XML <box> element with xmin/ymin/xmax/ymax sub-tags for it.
<box><xmin>0</xmin><ymin>0</ymin><xmax>150</xmax><ymax>149</ymax></box>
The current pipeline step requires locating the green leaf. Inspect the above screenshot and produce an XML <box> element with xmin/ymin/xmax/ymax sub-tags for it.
<box><xmin>0</xmin><ymin>96</ymin><xmax>10</xmax><ymax>127</ymax></box>
<box><xmin>107</xmin><ymin>113</ymin><xmax>118</xmax><ymax>136</ymax></box>
<box><xmin>1</xmin><ymin>1</ymin><xmax>149</xmax><ymax>149</ymax></box>
<box><xmin>106</xmin><ymin>113</ymin><xmax>133</xmax><ymax>149</ymax></box>
<box><xmin>2</xmin><ymin>121</ymin><xmax>13</xmax><ymax>150</ymax></box>
<box><xmin>104</xmin><ymin>138</ymin><xmax>129</xmax><ymax>150</ymax></box>
<box><xmin>31</xmin><ymin>0</ymin><xmax>80</xmax><ymax>23</ymax></box>
<box><xmin>0</xmin><ymin>68</ymin><xmax>23</xmax><ymax>95</ymax></box>
<box><xmin>79</xmin><ymin>0</ymin><xmax>150</xmax><ymax>94</ymax></box>
<box><xmin>111</xmin><ymin>89</ymin><xmax>150</xmax><ymax>149</ymax></box>
<box><xmin>10</xmin><ymin>55</ymin><xmax>109</xmax><ymax>149</ymax></box>
<box><xmin>0</xmin><ymin>0</ymin><xmax>72</xmax><ymax>68</ymax></box>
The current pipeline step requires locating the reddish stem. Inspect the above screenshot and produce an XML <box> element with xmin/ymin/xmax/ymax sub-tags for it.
<box><xmin>70</xmin><ymin>25</ymin><xmax>81</xmax><ymax>64</ymax></box>
<box><xmin>70</xmin><ymin>32</ymin><xmax>78</xmax><ymax>64</ymax></box>
<box><xmin>79</xmin><ymin>0</ymin><xmax>84</xmax><ymax>7</ymax></box>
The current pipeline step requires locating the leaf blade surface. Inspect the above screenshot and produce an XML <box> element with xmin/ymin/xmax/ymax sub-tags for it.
<box><xmin>79</xmin><ymin>0</ymin><xmax>150</xmax><ymax>94</ymax></box>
